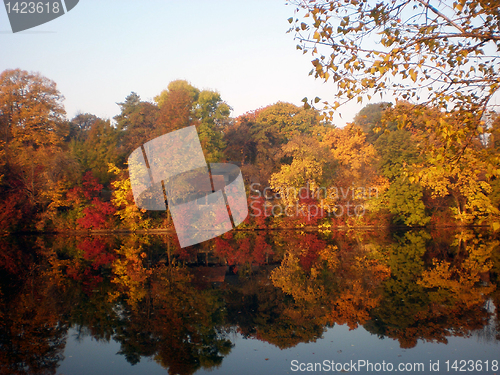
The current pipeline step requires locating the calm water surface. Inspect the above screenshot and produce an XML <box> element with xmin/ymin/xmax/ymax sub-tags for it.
<box><xmin>0</xmin><ymin>229</ymin><xmax>499</xmax><ymax>374</ymax></box>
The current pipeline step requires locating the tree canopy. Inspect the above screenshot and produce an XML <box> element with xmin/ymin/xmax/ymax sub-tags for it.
<box><xmin>288</xmin><ymin>0</ymin><xmax>500</xmax><ymax>119</ymax></box>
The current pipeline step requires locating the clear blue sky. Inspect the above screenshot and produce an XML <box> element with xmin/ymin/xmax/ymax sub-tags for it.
<box><xmin>0</xmin><ymin>1</ymin><xmax>365</xmax><ymax>125</ymax></box>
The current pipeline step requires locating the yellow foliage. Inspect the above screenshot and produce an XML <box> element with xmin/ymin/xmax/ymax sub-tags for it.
<box><xmin>109</xmin><ymin>163</ymin><xmax>151</xmax><ymax>230</ymax></box>
<box><xmin>418</xmin><ymin>239</ymin><xmax>497</xmax><ymax>309</ymax></box>
<box><xmin>323</xmin><ymin>124</ymin><xmax>377</xmax><ymax>177</ymax></box>
<box><xmin>111</xmin><ymin>243</ymin><xmax>152</xmax><ymax>309</ymax></box>
<box><xmin>271</xmin><ymin>252</ymin><xmax>325</xmax><ymax>303</ymax></box>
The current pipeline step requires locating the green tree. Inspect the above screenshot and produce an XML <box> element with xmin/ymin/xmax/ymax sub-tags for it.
<box><xmin>70</xmin><ymin>117</ymin><xmax>120</xmax><ymax>185</ymax></box>
<box><xmin>114</xmin><ymin>92</ymin><xmax>159</xmax><ymax>158</ymax></box>
<box><xmin>249</xmin><ymin>102</ymin><xmax>323</xmax><ymax>185</ymax></box>
<box><xmin>372</xmin><ymin>129</ymin><xmax>430</xmax><ymax>226</ymax></box>
<box><xmin>194</xmin><ymin>90</ymin><xmax>230</xmax><ymax>163</ymax></box>
<box><xmin>367</xmin><ymin>231</ymin><xmax>430</xmax><ymax>347</ymax></box>
<box><xmin>353</xmin><ymin>102</ymin><xmax>392</xmax><ymax>143</ymax></box>
<box><xmin>252</xmin><ymin>102</ymin><xmax>322</xmax><ymax>149</ymax></box>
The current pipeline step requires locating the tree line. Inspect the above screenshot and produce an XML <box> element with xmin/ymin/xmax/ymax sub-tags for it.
<box><xmin>1</xmin><ymin>68</ymin><xmax>500</xmax><ymax>232</ymax></box>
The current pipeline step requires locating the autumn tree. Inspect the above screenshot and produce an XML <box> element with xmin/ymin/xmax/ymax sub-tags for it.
<box><xmin>223</xmin><ymin>108</ymin><xmax>266</xmax><ymax>187</ymax></box>
<box><xmin>70</xmin><ymin>117</ymin><xmax>120</xmax><ymax>185</ymax></box>
<box><xmin>244</xmin><ymin>102</ymin><xmax>323</xmax><ymax>185</ymax></box>
<box><xmin>155</xmin><ymin>80</ymin><xmax>230</xmax><ymax>162</ymax></box>
<box><xmin>223</xmin><ymin>111</ymin><xmax>258</xmax><ymax>166</ymax></box>
<box><xmin>69</xmin><ymin>113</ymin><xmax>99</xmax><ymax>141</ymax></box>
<box><xmin>289</xmin><ymin>1</ymin><xmax>500</xmax><ymax>220</ymax></box>
<box><xmin>289</xmin><ymin>0</ymin><xmax>500</xmax><ymax>117</ymax></box>
<box><xmin>114</xmin><ymin>92</ymin><xmax>160</xmax><ymax>158</ymax></box>
<box><xmin>322</xmin><ymin>125</ymin><xmax>385</xmax><ymax>221</ymax></box>
<box><xmin>109</xmin><ymin>163</ymin><xmax>151</xmax><ymax>230</ymax></box>
<box><xmin>269</xmin><ymin>135</ymin><xmax>334</xmax><ymax>221</ymax></box>
<box><xmin>0</xmin><ymin>69</ymin><xmax>71</xmax><ymax>230</ymax></box>
<box><xmin>62</xmin><ymin>171</ymin><xmax>116</xmax><ymax>230</ymax></box>
<box><xmin>155</xmin><ymin>81</ymin><xmax>199</xmax><ymax>134</ymax></box>
<box><xmin>396</xmin><ymin>106</ymin><xmax>500</xmax><ymax>225</ymax></box>
<box><xmin>323</xmin><ymin>124</ymin><xmax>378</xmax><ymax>185</ymax></box>
<box><xmin>268</xmin><ymin>122</ymin><xmax>388</xmax><ymax>223</ymax></box>
<box><xmin>486</xmin><ymin>112</ymin><xmax>500</xmax><ymax>210</ymax></box>
<box><xmin>0</xmin><ymin>69</ymin><xmax>66</xmax><ymax>148</ymax></box>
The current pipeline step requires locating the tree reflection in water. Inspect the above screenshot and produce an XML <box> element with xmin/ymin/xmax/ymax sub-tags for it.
<box><xmin>0</xmin><ymin>229</ymin><xmax>498</xmax><ymax>374</ymax></box>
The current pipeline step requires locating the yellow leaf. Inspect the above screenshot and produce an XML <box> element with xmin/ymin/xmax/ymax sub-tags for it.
<box><xmin>409</xmin><ymin>69</ymin><xmax>417</xmax><ymax>82</ymax></box>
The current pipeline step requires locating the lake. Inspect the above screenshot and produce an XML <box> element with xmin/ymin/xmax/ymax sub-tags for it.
<box><xmin>0</xmin><ymin>229</ymin><xmax>498</xmax><ymax>374</ymax></box>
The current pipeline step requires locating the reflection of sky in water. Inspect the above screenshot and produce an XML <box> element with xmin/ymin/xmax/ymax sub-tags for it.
<box><xmin>59</xmin><ymin>323</ymin><xmax>498</xmax><ymax>375</ymax></box>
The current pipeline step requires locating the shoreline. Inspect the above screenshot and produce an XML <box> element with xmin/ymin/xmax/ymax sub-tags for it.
<box><xmin>1</xmin><ymin>224</ymin><xmax>494</xmax><ymax>236</ymax></box>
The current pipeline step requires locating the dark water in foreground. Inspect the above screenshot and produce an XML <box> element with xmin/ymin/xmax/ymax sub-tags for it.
<box><xmin>0</xmin><ymin>229</ymin><xmax>499</xmax><ymax>375</ymax></box>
